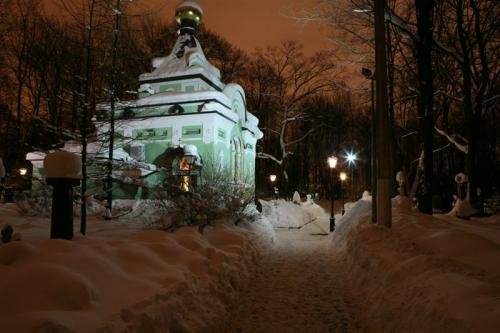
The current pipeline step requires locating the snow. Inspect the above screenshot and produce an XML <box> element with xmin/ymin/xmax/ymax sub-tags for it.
<box><xmin>332</xmin><ymin>199</ymin><xmax>500</xmax><ymax>331</ymax></box>
<box><xmin>139</xmin><ymin>34</ymin><xmax>221</xmax><ymax>83</ymax></box>
<box><xmin>136</xmin><ymin>89</ymin><xmax>230</xmax><ymax>108</ymax></box>
<box><xmin>0</xmin><ymin>203</ymin><xmax>274</xmax><ymax>332</ymax></box>
<box><xmin>43</xmin><ymin>151</ymin><xmax>81</xmax><ymax>179</ymax></box>
<box><xmin>448</xmin><ymin>198</ymin><xmax>477</xmax><ymax>218</ymax></box>
<box><xmin>1</xmin><ymin>195</ymin><xmax>499</xmax><ymax>332</ymax></box>
<box><xmin>259</xmin><ymin>199</ymin><xmax>315</xmax><ymax>228</ymax></box>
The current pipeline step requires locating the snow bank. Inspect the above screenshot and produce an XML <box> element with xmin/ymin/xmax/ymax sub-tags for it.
<box><xmin>0</xmin><ymin>203</ymin><xmax>274</xmax><ymax>332</ymax></box>
<box><xmin>332</xmin><ymin>200</ymin><xmax>500</xmax><ymax>331</ymax></box>
<box><xmin>448</xmin><ymin>198</ymin><xmax>477</xmax><ymax>218</ymax></box>
<box><xmin>260</xmin><ymin>199</ymin><xmax>315</xmax><ymax>228</ymax></box>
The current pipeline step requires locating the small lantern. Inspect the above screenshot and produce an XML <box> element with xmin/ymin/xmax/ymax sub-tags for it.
<box><xmin>327</xmin><ymin>156</ymin><xmax>338</xmax><ymax>169</ymax></box>
<box><xmin>340</xmin><ymin>172</ymin><xmax>347</xmax><ymax>181</ymax></box>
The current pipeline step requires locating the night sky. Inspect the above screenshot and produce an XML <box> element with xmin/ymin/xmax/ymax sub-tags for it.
<box><xmin>138</xmin><ymin>0</ymin><xmax>328</xmax><ymax>54</ymax></box>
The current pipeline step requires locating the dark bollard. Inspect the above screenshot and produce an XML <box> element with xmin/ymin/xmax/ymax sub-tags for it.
<box><xmin>44</xmin><ymin>150</ymin><xmax>81</xmax><ymax>240</ymax></box>
<box><xmin>46</xmin><ymin>178</ymin><xmax>80</xmax><ymax>239</ymax></box>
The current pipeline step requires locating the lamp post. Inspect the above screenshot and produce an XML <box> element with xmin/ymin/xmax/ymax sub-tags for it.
<box><xmin>327</xmin><ymin>156</ymin><xmax>338</xmax><ymax>232</ymax></box>
<box><xmin>346</xmin><ymin>151</ymin><xmax>357</xmax><ymax>200</ymax></box>
<box><xmin>269</xmin><ymin>174</ymin><xmax>277</xmax><ymax>199</ymax></box>
<box><xmin>340</xmin><ymin>172</ymin><xmax>347</xmax><ymax>215</ymax></box>
<box><xmin>44</xmin><ymin>151</ymin><xmax>81</xmax><ymax>239</ymax></box>
<box><xmin>362</xmin><ymin>67</ymin><xmax>377</xmax><ymax>224</ymax></box>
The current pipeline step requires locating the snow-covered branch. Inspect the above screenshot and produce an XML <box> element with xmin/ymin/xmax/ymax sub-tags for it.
<box><xmin>256</xmin><ymin>152</ymin><xmax>282</xmax><ymax>165</ymax></box>
<box><xmin>434</xmin><ymin>127</ymin><xmax>468</xmax><ymax>154</ymax></box>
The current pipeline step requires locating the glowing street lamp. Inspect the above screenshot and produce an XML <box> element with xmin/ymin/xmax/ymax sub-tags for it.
<box><xmin>19</xmin><ymin>168</ymin><xmax>27</xmax><ymax>176</ymax></box>
<box><xmin>269</xmin><ymin>174</ymin><xmax>278</xmax><ymax>199</ymax></box>
<box><xmin>327</xmin><ymin>156</ymin><xmax>338</xmax><ymax>232</ymax></box>
<box><xmin>345</xmin><ymin>151</ymin><xmax>358</xmax><ymax>200</ymax></box>
<box><xmin>340</xmin><ymin>172</ymin><xmax>347</xmax><ymax>215</ymax></box>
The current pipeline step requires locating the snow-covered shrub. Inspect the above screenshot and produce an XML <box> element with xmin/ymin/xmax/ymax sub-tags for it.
<box><xmin>15</xmin><ymin>185</ymin><xmax>52</xmax><ymax>217</ymax></box>
<box><xmin>148</xmin><ymin>168</ymin><xmax>254</xmax><ymax>232</ymax></box>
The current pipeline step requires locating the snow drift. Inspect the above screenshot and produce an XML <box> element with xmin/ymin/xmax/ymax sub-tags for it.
<box><xmin>332</xmin><ymin>199</ymin><xmax>500</xmax><ymax>332</ymax></box>
<box><xmin>0</xmin><ymin>203</ymin><xmax>274</xmax><ymax>332</ymax></box>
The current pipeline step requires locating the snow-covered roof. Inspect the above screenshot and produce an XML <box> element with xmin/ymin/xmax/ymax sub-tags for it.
<box><xmin>139</xmin><ymin>34</ymin><xmax>221</xmax><ymax>84</ymax></box>
<box><xmin>96</xmin><ymin>100</ymin><xmax>136</xmax><ymax>111</ymax></box>
<box><xmin>137</xmin><ymin>90</ymin><xmax>231</xmax><ymax>108</ymax></box>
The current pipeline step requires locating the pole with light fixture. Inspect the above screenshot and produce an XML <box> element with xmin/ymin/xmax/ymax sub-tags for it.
<box><xmin>340</xmin><ymin>172</ymin><xmax>347</xmax><ymax>215</ymax></box>
<box><xmin>269</xmin><ymin>174</ymin><xmax>277</xmax><ymax>199</ymax></box>
<box><xmin>327</xmin><ymin>156</ymin><xmax>338</xmax><ymax>232</ymax></box>
<box><xmin>44</xmin><ymin>151</ymin><xmax>81</xmax><ymax>239</ymax></box>
<box><xmin>346</xmin><ymin>151</ymin><xmax>357</xmax><ymax>200</ymax></box>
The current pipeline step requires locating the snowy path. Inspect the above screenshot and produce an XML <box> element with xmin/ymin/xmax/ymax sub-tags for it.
<box><xmin>221</xmin><ymin>216</ymin><xmax>358</xmax><ymax>333</ymax></box>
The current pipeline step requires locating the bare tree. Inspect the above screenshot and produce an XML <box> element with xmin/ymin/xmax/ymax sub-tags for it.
<box><xmin>245</xmin><ymin>41</ymin><xmax>337</xmax><ymax>193</ymax></box>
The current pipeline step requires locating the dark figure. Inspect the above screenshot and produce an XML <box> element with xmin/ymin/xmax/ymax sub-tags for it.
<box><xmin>1</xmin><ymin>224</ymin><xmax>13</xmax><ymax>243</ymax></box>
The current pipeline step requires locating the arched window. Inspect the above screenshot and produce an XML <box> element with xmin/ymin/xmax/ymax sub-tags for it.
<box><xmin>232</xmin><ymin>138</ymin><xmax>243</xmax><ymax>182</ymax></box>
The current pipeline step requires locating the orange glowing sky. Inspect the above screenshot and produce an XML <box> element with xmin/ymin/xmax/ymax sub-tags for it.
<box><xmin>137</xmin><ymin>0</ymin><xmax>330</xmax><ymax>54</ymax></box>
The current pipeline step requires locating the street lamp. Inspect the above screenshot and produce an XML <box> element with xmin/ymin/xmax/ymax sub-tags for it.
<box><xmin>345</xmin><ymin>151</ymin><xmax>358</xmax><ymax>200</ymax></box>
<box><xmin>327</xmin><ymin>156</ymin><xmax>338</xmax><ymax>232</ymax></box>
<box><xmin>269</xmin><ymin>174</ymin><xmax>277</xmax><ymax>199</ymax></box>
<box><xmin>340</xmin><ymin>172</ymin><xmax>347</xmax><ymax>215</ymax></box>
<box><xmin>19</xmin><ymin>168</ymin><xmax>27</xmax><ymax>176</ymax></box>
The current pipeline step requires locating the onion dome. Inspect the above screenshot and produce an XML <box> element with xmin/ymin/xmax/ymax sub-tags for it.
<box><xmin>175</xmin><ymin>1</ymin><xmax>203</xmax><ymax>35</ymax></box>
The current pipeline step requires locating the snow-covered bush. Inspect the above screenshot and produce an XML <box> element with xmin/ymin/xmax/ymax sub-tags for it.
<box><xmin>149</xmin><ymin>169</ymin><xmax>254</xmax><ymax>232</ymax></box>
<box><xmin>15</xmin><ymin>185</ymin><xmax>52</xmax><ymax>217</ymax></box>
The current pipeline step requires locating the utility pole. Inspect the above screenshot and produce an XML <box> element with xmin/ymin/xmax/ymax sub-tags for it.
<box><xmin>106</xmin><ymin>0</ymin><xmax>122</xmax><ymax>217</ymax></box>
<box><xmin>374</xmin><ymin>0</ymin><xmax>392</xmax><ymax>227</ymax></box>
<box><xmin>362</xmin><ymin>67</ymin><xmax>376</xmax><ymax>224</ymax></box>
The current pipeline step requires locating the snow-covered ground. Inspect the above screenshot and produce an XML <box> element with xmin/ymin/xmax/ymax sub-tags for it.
<box><xmin>1</xmin><ymin>196</ymin><xmax>499</xmax><ymax>332</ymax></box>
<box><xmin>333</xmin><ymin>196</ymin><xmax>500</xmax><ymax>332</ymax></box>
<box><xmin>0</xmin><ymin>203</ymin><xmax>274</xmax><ymax>332</ymax></box>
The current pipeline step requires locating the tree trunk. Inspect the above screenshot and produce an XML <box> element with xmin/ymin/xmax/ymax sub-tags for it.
<box><xmin>415</xmin><ymin>0</ymin><xmax>435</xmax><ymax>214</ymax></box>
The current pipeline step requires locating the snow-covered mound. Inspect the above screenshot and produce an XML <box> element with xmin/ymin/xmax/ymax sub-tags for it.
<box><xmin>448</xmin><ymin>198</ymin><xmax>477</xmax><ymax>218</ymax></box>
<box><xmin>391</xmin><ymin>194</ymin><xmax>413</xmax><ymax>210</ymax></box>
<box><xmin>0</xmin><ymin>203</ymin><xmax>274</xmax><ymax>332</ymax></box>
<box><xmin>260</xmin><ymin>199</ymin><xmax>315</xmax><ymax>228</ymax></box>
<box><xmin>332</xmin><ymin>200</ymin><xmax>500</xmax><ymax>331</ymax></box>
